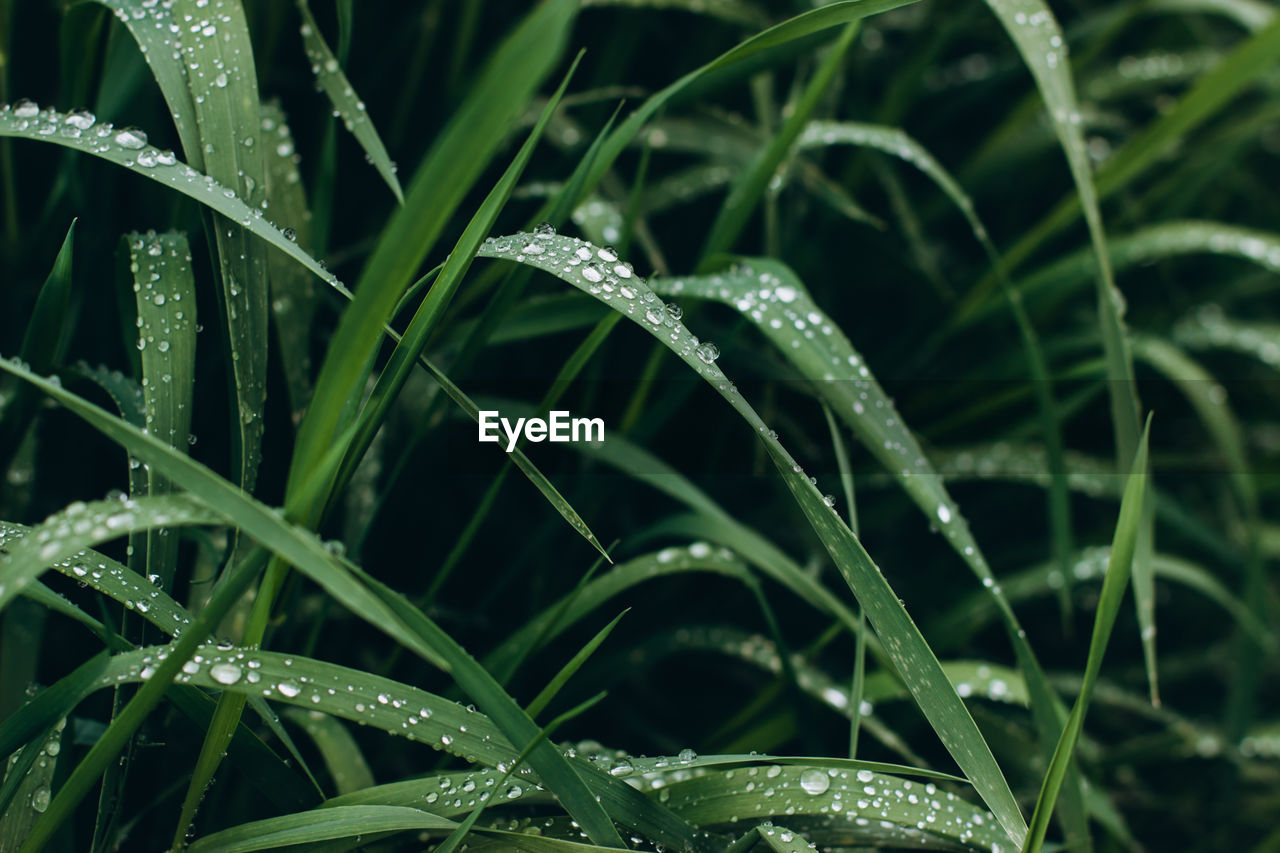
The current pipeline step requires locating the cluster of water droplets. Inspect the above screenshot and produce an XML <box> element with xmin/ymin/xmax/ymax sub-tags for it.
<box><xmin>479</xmin><ymin>229</ymin><xmax>861</xmax><ymax>522</ymax></box>
<box><xmin>104</xmin><ymin>643</ymin><xmax>549</xmax><ymax>772</ymax></box>
<box><xmin>480</xmin><ymin>225</ymin><xmax>725</xmax><ymax>372</ymax></box>
<box><xmin>633</xmin><ymin>760</ymin><xmax>1005</xmax><ymax>849</ymax></box>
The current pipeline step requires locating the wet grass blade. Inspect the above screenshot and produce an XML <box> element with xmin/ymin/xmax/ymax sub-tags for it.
<box><xmin>581</xmin><ymin>0</ymin><xmax>770</xmax><ymax>28</ymax></box>
<box><xmin>1023</xmin><ymin>419</ymin><xmax>1151</xmax><ymax>853</ymax></box>
<box><xmin>291</xmin><ymin>0</ymin><xmax>579</xmax><ymax>499</ymax></box>
<box><xmin>127</xmin><ymin>231</ymin><xmax>197</xmax><ymax>591</ymax></box>
<box><xmin>175</xmin><ymin>0</ymin><xmax>269</xmax><ymax>493</ymax></box>
<box><xmin>295</xmin><ymin>0</ymin><xmax>402</xmax><ymax>202</ymax></box>
<box><xmin>91</xmin><ymin>0</ymin><xmax>201</xmax><ymax>160</ymax></box>
<box><xmin>478</xmin><ymin>232</ymin><xmax>1028</xmax><ymax>846</ymax></box>
<box><xmin>700</xmin><ymin>22</ymin><xmax>858</xmax><ymax>262</ymax></box>
<box><xmin>0</xmin><ymin>496</ymin><xmax>220</xmax><ymax>615</ymax></box>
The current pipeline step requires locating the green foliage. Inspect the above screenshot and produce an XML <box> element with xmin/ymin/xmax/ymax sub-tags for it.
<box><xmin>0</xmin><ymin>0</ymin><xmax>1275</xmax><ymax>851</ymax></box>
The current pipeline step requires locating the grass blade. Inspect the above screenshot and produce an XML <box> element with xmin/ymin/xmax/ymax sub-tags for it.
<box><xmin>1022</xmin><ymin>418</ymin><xmax>1151</xmax><ymax>853</ymax></box>
<box><xmin>295</xmin><ymin>0</ymin><xmax>402</xmax><ymax>202</ymax></box>
<box><xmin>478</xmin><ymin>232</ymin><xmax>1028</xmax><ymax>846</ymax></box>
<box><xmin>127</xmin><ymin>231</ymin><xmax>197</xmax><ymax>591</ymax></box>
<box><xmin>174</xmin><ymin>0</ymin><xmax>269</xmax><ymax>493</ymax></box>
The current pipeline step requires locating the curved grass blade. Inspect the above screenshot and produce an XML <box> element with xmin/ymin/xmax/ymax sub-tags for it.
<box><xmin>963</xmin><ymin>14</ymin><xmax>1280</xmax><ymax>318</ymax></box>
<box><xmin>96</xmin><ymin>643</ymin><xmax>701</xmax><ymax>852</ymax></box>
<box><xmin>581</xmin><ymin>0</ymin><xmax>770</xmax><ymax>28</ymax></box>
<box><xmin>700</xmin><ymin>22</ymin><xmax>859</xmax><ymax>261</ymax></box>
<box><xmin>186</xmin><ymin>805</ymin><xmax>455</xmax><ymax>853</ymax></box>
<box><xmin>933</xmin><ymin>545</ymin><xmax>1272</xmax><ymax>650</ymax></box>
<box><xmin>295</xmin><ymin>0</ymin><xmax>402</xmax><ymax>202</ymax></box>
<box><xmin>89</xmin><ymin>0</ymin><xmax>201</xmax><ymax>162</ymax></box>
<box><xmin>0</xmin><ymin>520</ymin><xmax>192</xmax><ymax>636</ymax></box>
<box><xmin>982</xmin><ymin>0</ymin><xmax>1142</xmax><ymax>491</ymax></box>
<box><xmin>968</xmin><ymin>221</ymin><xmax>1280</xmax><ymax>325</ymax></box>
<box><xmin>662</xmin><ymin>764</ymin><xmax>1011</xmax><ymax>851</ymax></box>
<box><xmin>582</xmin><ymin>0</ymin><xmax>921</xmax><ymax>200</ymax></box>
<box><xmin>487</xmin><ymin>543</ymin><xmax>757</xmax><ymax>680</ymax></box>
<box><xmin>0</xmin><ymin>495</ymin><xmax>220</xmax><ymax>615</ymax></box>
<box><xmin>647</xmin><ymin>260</ymin><xmax>1045</xmax><ymax>638</ymax></box>
<box><xmin>127</xmin><ymin>231</ymin><xmax>197</xmax><ymax>591</ymax></box>
<box><xmin>293</xmin><ymin>0</ymin><xmax>579</xmax><ymax>496</ymax></box>
<box><xmin>174</xmin><ymin>0</ymin><xmax>268</xmax><ymax>493</ymax></box>
<box><xmin>1175</xmin><ymin>306</ymin><xmax>1280</xmax><ymax>373</ymax></box>
<box><xmin>478</xmin><ymin>232</ymin><xmax>1027</xmax><ymax>846</ymax></box>
<box><xmin>0</xmin><ymin>104</ymin><xmax>347</xmax><ymax>300</ymax></box>
<box><xmin>0</xmin><ymin>360</ymin><xmax>453</xmax><ymax>669</ymax></box>
<box><xmin>1022</xmin><ymin>420</ymin><xmax>1151</xmax><ymax>853</ymax></box>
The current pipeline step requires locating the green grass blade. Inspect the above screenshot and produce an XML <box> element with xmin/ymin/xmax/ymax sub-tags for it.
<box><xmin>127</xmin><ymin>231</ymin><xmax>197</xmax><ymax>591</ymax></box>
<box><xmin>987</xmin><ymin>0</ymin><xmax>1142</xmax><ymax>477</ymax></box>
<box><xmin>90</xmin><ymin>0</ymin><xmax>202</xmax><ymax>162</ymax></box>
<box><xmin>700</xmin><ymin>22</ymin><xmax>858</xmax><ymax>262</ymax></box>
<box><xmin>342</xmin><ymin>570</ymin><xmax>630</xmax><ymax>848</ymax></box>
<box><xmin>1022</xmin><ymin>419</ymin><xmax>1151</xmax><ymax>853</ymax></box>
<box><xmin>583</xmin><ymin>0</ymin><xmax>921</xmax><ymax>199</ymax></box>
<box><xmin>0</xmin><ymin>495</ymin><xmax>220</xmax><ymax>615</ymax></box>
<box><xmin>477</xmin><ymin>232</ymin><xmax>1028</xmax><ymax>846</ymax></box>
<box><xmin>0</xmin><ymin>105</ymin><xmax>347</xmax><ymax>310</ymax></box>
<box><xmin>292</xmin><ymin>0</ymin><xmax>578</xmax><ymax>497</ymax></box>
<box><xmin>174</xmin><ymin>0</ymin><xmax>269</xmax><ymax>493</ymax></box>
<box><xmin>581</xmin><ymin>0</ymin><xmax>770</xmax><ymax>28</ymax></box>
<box><xmin>0</xmin><ymin>360</ymin><xmax>453</xmax><ymax>670</ymax></box>
<box><xmin>294</xmin><ymin>0</ymin><xmax>402</xmax><ymax>202</ymax></box>
<box><xmin>328</xmin><ymin>56</ymin><xmax>587</xmax><ymax>536</ymax></box>
<box><xmin>526</xmin><ymin>610</ymin><xmax>627</xmax><ymax>719</ymax></box>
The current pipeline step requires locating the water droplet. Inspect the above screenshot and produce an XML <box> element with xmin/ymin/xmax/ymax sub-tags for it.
<box><xmin>582</xmin><ymin>264</ymin><xmax>604</xmax><ymax>283</ymax></box>
<box><xmin>13</xmin><ymin>99</ymin><xmax>39</xmax><ymax>119</ymax></box>
<box><xmin>665</xmin><ymin>303</ymin><xmax>683</xmax><ymax>323</ymax></box>
<box><xmin>695</xmin><ymin>342</ymin><xmax>719</xmax><ymax>364</ymax></box>
<box><xmin>533</xmin><ymin>222</ymin><xmax>555</xmax><ymax>239</ymax></box>
<box><xmin>66</xmin><ymin>110</ymin><xmax>96</xmax><ymax>130</ymax></box>
<box><xmin>31</xmin><ymin>786</ymin><xmax>50</xmax><ymax>813</ymax></box>
<box><xmin>210</xmin><ymin>662</ymin><xmax>243</xmax><ymax>685</ymax></box>
<box><xmin>283</xmin><ymin>227</ymin><xmax>297</xmax><ymax>242</ymax></box>
<box><xmin>936</xmin><ymin>504</ymin><xmax>952</xmax><ymax>524</ymax></box>
<box><xmin>800</xmin><ymin>768</ymin><xmax>830</xmax><ymax>795</ymax></box>
<box><xmin>115</xmin><ymin>128</ymin><xmax>148</xmax><ymax>150</ymax></box>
